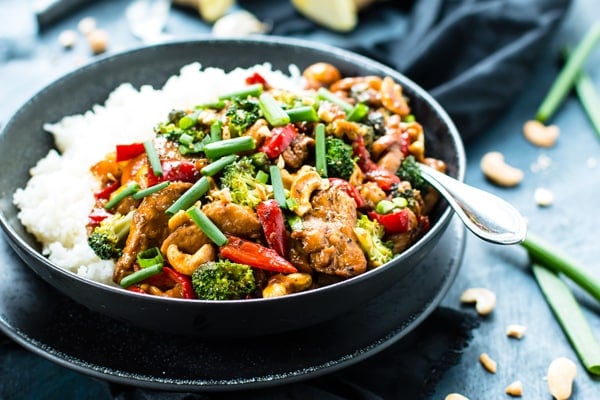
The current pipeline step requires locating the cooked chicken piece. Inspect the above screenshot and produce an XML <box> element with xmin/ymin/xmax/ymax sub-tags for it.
<box><xmin>282</xmin><ymin>134</ymin><xmax>314</xmax><ymax>169</ymax></box>
<box><xmin>202</xmin><ymin>200</ymin><xmax>262</xmax><ymax>239</ymax></box>
<box><xmin>291</xmin><ymin>185</ymin><xmax>367</xmax><ymax>278</ymax></box>
<box><xmin>114</xmin><ymin>181</ymin><xmax>192</xmax><ymax>283</ymax></box>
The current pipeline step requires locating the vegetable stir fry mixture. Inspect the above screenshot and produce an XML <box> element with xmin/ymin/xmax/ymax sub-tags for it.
<box><xmin>86</xmin><ymin>62</ymin><xmax>446</xmax><ymax>300</ymax></box>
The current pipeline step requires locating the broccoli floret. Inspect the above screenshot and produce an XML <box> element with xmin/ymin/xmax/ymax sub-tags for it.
<box><xmin>191</xmin><ymin>260</ymin><xmax>256</xmax><ymax>300</ymax></box>
<box><xmin>396</xmin><ymin>155</ymin><xmax>427</xmax><ymax>192</ymax></box>
<box><xmin>220</xmin><ymin>156</ymin><xmax>267</xmax><ymax>208</ymax></box>
<box><xmin>88</xmin><ymin>211</ymin><xmax>134</xmax><ymax>260</ymax></box>
<box><xmin>325</xmin><ymin>136</ymin><xmax>355</xmax><ymax>180</ymax></box>
<box><xmin>354</xmin><ymin>214</ymin><xmax>393</xmax><ymax>268</ymax></box>
<box><xmin>225</xmin><ymin>97</ymin><xmax>260</xmax><ymax>136</ymax></box>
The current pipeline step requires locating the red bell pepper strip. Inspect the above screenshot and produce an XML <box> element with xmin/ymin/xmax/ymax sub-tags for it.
<box><xmin>259</xmin><ymin>124</ymin><xmax>298</xmax><ymax>158</ymax></box>
<box><xmin>246</xmin><ymin>72</ymin><xmax>270</xmax><ymax>89</ymax></box>
<box><xmin>93</xmin><ymin>180</ymin><xmax>120</xmax><ymax>200</ymax></box>
<box><xmin>220</xmin><ymin>235</ymin><xmax>298</xmax><ymax>274</ymax></box>
<box><xmin>116</xmin><ymin>142</ymin><xmax>146</xmax><ymax>162</ymax></box>
<box><xmin>328</xmin><ymin>178</ymin><xmax>365</xmax><ymax>208</ymax></box>
<box><xmin>256</xmin><ymin>200</ymin><xmax>289</xmax><ymax>257</ymax></box>
<box><xmin>147</xmin><ymin>160</ymin><xmax>201</xmax><ymax>186</ymax></box>
<box><xmin>368</xmin><ymin>208</ymin><xmax>412</xmax><ymax>234</ymax></box>
<box><xmin>352</xmin><ymin>134</ymin><xmax>400</xmax><ymax>191</ymax></box>
<box><xmin>87</xmin><ymin>207</ymin><xmax>113</xmax><ymax>227</ymax></box>
<box><xmin>162</xmin><ymin>266</ymin><xmax>195</xmax><ymax>299</ymax></box>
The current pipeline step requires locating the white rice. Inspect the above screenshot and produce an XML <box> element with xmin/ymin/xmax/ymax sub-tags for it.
<box><xmin>13</xmin><ymin>62</ymin><xmax>303</xmax><ymax>285</ymax></box>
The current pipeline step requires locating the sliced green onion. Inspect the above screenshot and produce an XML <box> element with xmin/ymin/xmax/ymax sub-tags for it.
<box><xmin>178</xmin><ymin>112</ymin><xmax>199</xmax><ymax>130</ymax></box>
<box><xmin>178</xmin><ymin>133</ymin><xmax>195</xmax><ymax>146</ymax></box>
<box><xmin>200</xmin><ymin>154</ymin><xmax>238</xmax><ymax>177</ymax></box>
<box><xmin>392</xmin><ymin>197</ymin><xmax>408</xmax><ymax>208</ymax></box>
<box><xmin>403</xmin><ymin>114</ymin><xmax>416</xmax><ymax>122</ymax></box>
<box><xmin>287</xmin><ymin>214</ymin><xmax>303</xmax><ymax>231</ymax></box>
<box><xmin>120</xmin><ymin>264</ymin><xmax>163</xmax><ymax>288</ymax></box>
<box><xmin>255</xmin><ymin>169</ymin><xmax>269</xmax><ymax>184</ymax></box>
<box><xmin>317</xmin><ymin>87</ymin><xmax>353</xmax><ymax>113</ymax></box>
<box><xmin>218</xmin><ymin>83</ymin><xmax>263</xmax><ymax>100</ymax></box>
<box><xmin>165</xmin><ymin>176</ymin><xmax>210</xmax><ymax>215</ymax></box>
<box><xmin>286</xmin><ymin>105</ymin><xmax>319</xmax><ymax>122</ymax></box>
<box><xmin>195</xmin><ymin>100</ymin><xmax>226</xmax><ymax>110</ymax></box>
<box><xmin>210</xmin><ymin>119</ymin><xmax>223</xmax><ymax>142</ymax></box>
<box><xmin>521</xmin><ymin>232</ymin><xmax>600</xmax><ymax>303</ymax></box>
<box><xmin>532</xmin><ymin>264</ymin><xmax>600</xmax><ymax>375</ymax></box>
<box><xmin>574</xmin><ymin>70</ymin><xmax>600</xmax><ymax>140</ymax></box>
<box><xmin>347</xmin><ymin>103</ymin><xmax>369</xmax><ymax>122</ymax></box>
<box><xmin>144</xmin><ymin>140</ymin><xmax>163</xmax><ymax>177</ymax></box>
<box><xmin>259</xmin><ymin>92</ymin><xmax>291</xmax><ymax>126</ymax></box>
<box><xmin>203</xmin><ymin>136</ymin><xmax>255</xmax><ymax>159</ymax></box>
<box><xmin>536</xmin><ymin>22</ymin><xmax>600</xmax><ymax>122</ymax></box>
<box><xmin>376</xmin><ymin>200</ymin><xmax>395</xmax><ymax>214</ymax></box>
<box><xmin>132</xmin><ymin>181</ymin><xmax>170</xmax><ymax>199</ymax></box>
<box><xmin>187</xmin><ymin>206</ymin><xmax>228</xmax><ymax>246</ymax></box>
<box><xmin>104</xmin><ymin>181</ymin><xmax>139</xmax><ymax>210</ymax></box>
<box><xmin>136</xmin><ymin>246</ymin><xmax>164</xmax><ymax>269</ymax></box>
<box><xmin>269</xmin><ymin>165</ymin><xmax>287</xmax><ymax>208</ymax></box>
<box><xmin>315</xmin><ymin>123</ymin><xmax>327</xmax><ymax>177</ymax></box>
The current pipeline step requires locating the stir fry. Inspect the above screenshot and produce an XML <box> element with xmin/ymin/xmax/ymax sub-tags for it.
<box><xmin>87</xmin><ymin>62</ymin><xmax>446</xmax><ymax>300</ymax></box>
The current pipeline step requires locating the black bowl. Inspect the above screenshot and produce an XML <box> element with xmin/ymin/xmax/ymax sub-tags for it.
<box><xmin>0</xmin><ymin>37</ymin><xmax>465</xmax><ymax>337</ymax></box>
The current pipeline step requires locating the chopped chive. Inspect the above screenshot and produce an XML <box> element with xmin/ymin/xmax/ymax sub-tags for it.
<box><xmin>132</xmin><ymin>181</ymin><xmax>170</xmax><ymax>200</ymax></box>
<box><xmin>165</xmin><ymin>176</ymin><xmax>210</xmax><ymax>215</ymax></box>
<box><xmin>210</xmin><ymin>120</ymin><xmax>223</xmax><ymax>142</ymax></box>
<box><xmin>532</xmin><ymin>264</ymin><xmax>600</xmax><ymax>375</ymax></box>
<box><xmin>574</xmin><ymin>70</ymin><xmax>600</xmax><ymax>139</ymax></box>
<box><xmin>286</xmin><ymin>105</ymin><xmax>319</xmax><ymax>122</ymax></box>
<box><xmin>256</xmin><ymin>169</ymin><xmax>269</xmax><ymax>184</ymax></box>
<box><xmin>259</xmin><ymin>92</ymin><xmax>291</xmax><ymax>126</ymax></box>
<box><xmin>347</xmin><ymin>103</ymin><xmax>369</xmax><ymax>122</ymax></box>
<box><xmin>521</xmin><ymin>232</ymin><xmax>600</xmax><ymax>303</ymax></box>
<box><xmin>136</xmin><ymin>247</ymin><xmax>163</xmax><ymax>269</ymax></box>
<box><xmin>144</xmin><ymin>140</ymin><xmax>163</xmax><ymax>177</ymax></box>
<box><xmin>203</xmin><ymin>136</ymin><xmax>255</xmax><ymax>159</ymax></box>
<box><xmin>120</xmin><ymin>264</ymin><xmax>163</xmax><ymax>288</ymax></box>
<box><xmin>536</xmin><ymin>22</ymin><xmax>600</xmax><ymax>122</ymax></box>
<box><xmin>218</xmin><ymin>83</ymin><xmax>263</xmax><ymax>100</ymax></box>
<box><xmin>187</xmin><ymin>206</ymin><xmax>228</xmax><ymax>246</ymax></box>
<box><xmin>269</xmin><ymin>165</ymin><xmax>287</xmax><ymax>208</ymax></box>
<box><xmin>200</xmin><ymin>154</ymin><xmax>238</xmax><ymax>177</ymax></box>
<box><xmin>104</xmin><ymin>181</ymin><xmax>139</xmax><ymax>210</ymax></box>
<box><xmin>317</xmin><ymin>87</ymin><xmax>353</xmax><ymax>113</ymax></box>
<box><xmin>315</xmin><ymin>123</ymin><xmax>327</xmax><ymax>177</ymax></box>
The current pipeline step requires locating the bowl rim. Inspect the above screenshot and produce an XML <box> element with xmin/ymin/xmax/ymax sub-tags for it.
<box><xmin>0</xmin><ymin>35</ymin><xmax>466</xmax><ymax>305</ymax></box>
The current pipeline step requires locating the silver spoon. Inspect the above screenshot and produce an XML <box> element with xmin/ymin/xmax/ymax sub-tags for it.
<box><xmin>419</xmin><ymin>164</ymin><xmax>527</xmax><ymax>245</ymax></box>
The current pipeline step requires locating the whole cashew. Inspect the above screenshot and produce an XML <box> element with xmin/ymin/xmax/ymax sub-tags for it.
<box><xmin>262</xmin><ymin>273</ymin><xmax>313</xmax><ymax>298</ymax></box>
<box><xmin>547</xmin><ymin>357</ymin><xmax>577</xmax><ymax>400</ymax></box>
<box><xmin>480</xmin><ymin>151</ymin><xmax>524</xmax><ymax>187</ymax></box>
<box><xmin>523</xmin><ymin>120</ymin><xmax>559</xmax><ymax>147</ymax></box>
<box><xmin>166</xmin><ymin>243</ymin><xmax>216</xmax><ymax>276</ymax></box>
<box><xmin>460</xmin><ymin>287</ymin><xmax>496</xmax><ymax>316</ymax></box>
<box><xmin>289</xmin><ymin>167</ymin><xmax>329</xmax><ymax>216</ymax></box>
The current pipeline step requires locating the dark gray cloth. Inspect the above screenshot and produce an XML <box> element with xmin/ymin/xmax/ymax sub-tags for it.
<box><xmin>239</xmin><ymin>0</ymin><xmax>571</xmax><ymax>141</ymax></box>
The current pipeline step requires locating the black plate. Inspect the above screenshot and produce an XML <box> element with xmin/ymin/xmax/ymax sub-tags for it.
<box><xmin>0</xmin><ymin>218</ymin><xmax>464</xmax><ymax>391</ymax></box>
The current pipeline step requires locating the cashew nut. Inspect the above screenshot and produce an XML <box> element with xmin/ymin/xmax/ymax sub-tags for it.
<box><xmin>166</xmin><ymin>243</ymin><xmax>216</xmax><ymax>276</ymax></box>
<box><xmin>289</xmin><ymin>167</ymin><xmax>329</xmax><ymax>216</ymax></box>
<box><xmin>445</xmin><ymin>394</ymin><xmax>469</xmax><ymax>400</ymax></box>
<box><xmin>479</xmin><ymin>352</ymin><xmax>497</xmax><ymax>374</ymax></box>
<box><xmin>480</xmin><ymin>151</ymin><xmax>524</xmax><ymax>187</ymax></box>
<box><xmin>505</xmin><ymin>380</ymin><xmax>523</xmax><ymax>397</ymax></box>
<box><xmin>302</xmin><ymin>62</ymin><xmax>342</xmax><ymax>89</ymax></box>
<box><xmin>547</xmin><ymin>357</ymin><xmax>577</xmax><ymax>400</ymax></box>
<box><xmin>506</xmin><ymin>324</ymin><xmax>527</xmax><ymax>339</ymax></box>
<box><xmin>460</xmin><ymin>287</ymin><xmax>496</xmax><ymax>316</ymax></box>
<box><xmin>523</xmin><ymin>120</ymin><xmax>559</xmax><ymax>147</ymax></box>
<box><xmin>262</xmin><ymin>273</ymin><xmax>313</xmax><ymax>298</ymax></box>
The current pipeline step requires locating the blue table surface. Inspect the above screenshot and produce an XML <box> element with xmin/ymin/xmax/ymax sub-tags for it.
<box><xmin>1</xmin><ymin>0</ymin><xmax>599</xmax><ymax>398</ymax></box>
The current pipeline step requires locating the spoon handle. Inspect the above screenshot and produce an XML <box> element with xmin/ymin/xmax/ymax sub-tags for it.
<box><xmin>419</xmin><ymin>164</ymin><xmax>527</xmax><ymax>245</ymax></box>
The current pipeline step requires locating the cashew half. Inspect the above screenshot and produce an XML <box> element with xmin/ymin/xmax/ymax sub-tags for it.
<box><xmin>479</xmin><ymin>352</ymin><xmax>497</xmax><ymax>374</ymax></box>
<box><xmin>523</xmin><ymin>120</ymin><xmax>559</xmax><ymax>147</ymax></box>
<box><xmin>166</xmin><ymin>243</ymin><xmax>216</xmax><ymax>276</ymax></box>
<box><xmin>547</xmin><ymin>357</ymin><xmax>577</xmax><ymax>400</ymax></box>
<box><xmin>506</xmin><ymin>324</ymin><xmax>527</xmax><ymax>339</ymax></box>
<box><xmin>480</xmin><ymin>151</ymin><xmax>524</xmax><ymax>187</ymax></box>
<box><xmin>460</xmin><ymin>287</ymin><xmax>496</xmax><ymax>316</ymax></box>
<box><xmin>262</xmin><ymin>273</ymin><xmax>313</xmax><ymax>298</ymax></box>
<box><xmin>505</xmin><ymin>380</ymin><xmax>523</xmax><ymax>397</ymax></box>
<box><xmin>445</xmin><ymin>394</ymin><xmax>469</xmax><ymax>400</ymax></box>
